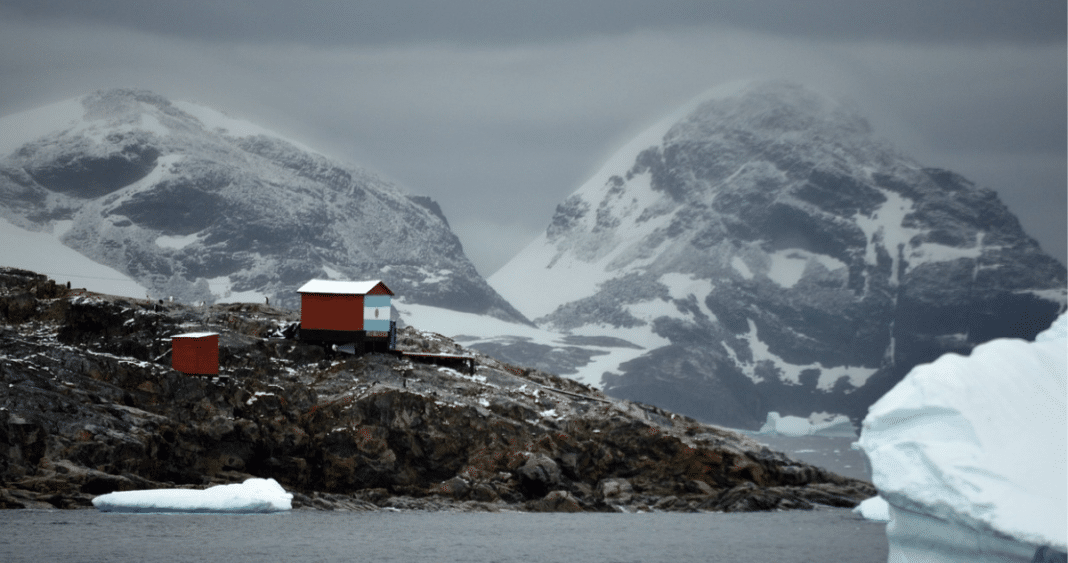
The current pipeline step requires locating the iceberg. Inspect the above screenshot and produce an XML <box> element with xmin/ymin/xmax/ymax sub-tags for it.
<box><xmin>92</xmin><ymin>478</ymin><xmax>293</xmax><ymax>513</ymax></box>
<box><xmin>758</xmin><ymin>411</ymin><xmax>858</xmax><ymax>438</ymax></box>
<box><xmin>853</xmin><ymin>495</ymin><xmax>891</xmax><ymax>522</ymax></box>
<box><xmin>858</xmin><ymin>313</ymin><xmax>1067</xmax><ymax>562</ymax></box>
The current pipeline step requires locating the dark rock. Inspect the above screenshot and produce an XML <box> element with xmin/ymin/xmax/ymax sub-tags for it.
<box><xmin>515</xmin><ymin>454</ymin><xmax>561</xmax><ymax>499</ymax></box>
<box><xmin>529</xmin><ymin>490</ymin><xmax>583</xmax><ymax>513</ymax></box>
<box><xmin>437</xmin><ymin>476</ymin><xmax>470</xmax><ymax>499</ymax></box>
<box><xmin>0</xmin><ymin>266</ymin><xmax>876</xmax><ymax>513</ymax></box>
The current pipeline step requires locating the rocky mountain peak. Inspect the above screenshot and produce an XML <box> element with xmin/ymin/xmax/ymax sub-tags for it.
<box><xmin>489</xmin><ymin>80</ymin><xmax>1066</xmax><ymax>428</ymax></box>
<box><xmin>0</xmin><ymin>89</ymin><xmax>528</xmax><ymax>323</ymax></box>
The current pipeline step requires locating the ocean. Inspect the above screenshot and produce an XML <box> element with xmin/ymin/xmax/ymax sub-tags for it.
<box><xmin>0</xmin><ymin>507</ymin><xmax>887</xmax><ymax>562</ymax></box>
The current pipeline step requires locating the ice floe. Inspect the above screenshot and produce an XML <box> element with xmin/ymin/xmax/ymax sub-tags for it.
<box><xmin>92</xmin><ymin>478</ymin><xmax>292</xmax><ymax>513</ymax></box>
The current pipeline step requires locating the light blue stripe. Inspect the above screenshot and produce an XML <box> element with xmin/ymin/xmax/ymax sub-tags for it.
<box><xmin>364</xmin><ymin>319</ymin><xmax>390</xmax><ymax>331</ymax></box>
<box><xmin>365</xmin><ymin>295</ymin><xmax>391</xmax><ymax>307</ymax></box>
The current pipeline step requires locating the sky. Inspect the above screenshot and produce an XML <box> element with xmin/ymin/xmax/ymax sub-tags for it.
<box><xmin>0</xmin><ymin>1</ymin><xmax>1064</xmax><ymax>275</ymax></box>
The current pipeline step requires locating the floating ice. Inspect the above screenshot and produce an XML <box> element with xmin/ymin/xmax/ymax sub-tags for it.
<box><xmin>858</xmin><ymin>313</ymin><xmax>1067</xmax><ymax>562</ymax></box>
<box><xmin>758</xmin><ymin>411</ymin><xmax>857</xmax><ymax>438</ymax></box>
<box><xmin>92</xmin><ymin>478</ymin><xmax>292</xmax><ymax>513</ymax></box>
<box><xmin>852</xmin><ymin>495</ymin><xmax>891</xmax><ymax>522</ymax></box>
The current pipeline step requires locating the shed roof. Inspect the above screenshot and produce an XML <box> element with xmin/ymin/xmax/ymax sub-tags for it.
<box><xmin>172</xmin><ymin>332</ymin><xmax>218</xmax><ymax>339</ymax></box>
<box><xmin>297</xmin><ymin>279</ymin><xmax>393</xmax><ymax>296</ymax></box>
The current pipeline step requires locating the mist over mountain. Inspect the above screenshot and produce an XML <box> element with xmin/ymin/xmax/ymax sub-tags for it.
<box><xmin>488</xmin><ymin>80</ymin><xmax>1066</xmax><ymax>428</ymax></box>
<box><xmin>0</xmin><ymin>89</ymin><xmax>528</xmax><ymax>323</ymax></box>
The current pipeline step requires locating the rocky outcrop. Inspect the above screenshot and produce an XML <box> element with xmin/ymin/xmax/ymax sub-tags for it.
<box><xmin>0</xmin><ymin>267</ymin><xmax>874</xmax><ymax>511</ymax></box>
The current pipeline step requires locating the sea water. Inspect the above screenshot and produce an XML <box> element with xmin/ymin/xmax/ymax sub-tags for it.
<box><xmin>0</xmin><ymin>508</ymin><xmax>887</xmax><ymax>562</ymax></box>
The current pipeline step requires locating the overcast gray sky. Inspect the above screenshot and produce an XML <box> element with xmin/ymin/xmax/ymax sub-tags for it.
<box><xmin>1</xmin><ymin>1</ymin><xmax>1064</xmax><ymax>274</ymax></box>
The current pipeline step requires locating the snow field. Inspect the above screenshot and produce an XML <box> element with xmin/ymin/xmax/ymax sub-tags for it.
<box><xmin>491</xmin><ymin>84</ymin><xmax>758</xmax><ymax>320</ymax></box>
<box><xmin>0</xmin><ymin>216</ymin><xmax>148</xmax><ymax>299</ymax></box>
<box><xmin>206</xmin><ymin>275</ymin><xmax>267</xmax><ymax>305</ymax></box>
<box><xmin>0</xmin><ymin>96</ymin><xmax>86</xmax><ymax>155</ymax></box>
<box><xmin>172</xmin><ymin>100</ymin><xmax>323</xmax><ymax>155</ymax></box>
<box><xmin>396</xmin><ymin>300</ymin><xmax>672</xmax><ymax>389</ymax></box>
<box><xmin>764</xmin><ymin>249</ymin><xmax>847</xmax><ymax>289</ymax></box>
<box><xmin>735</xmin><ymin>319</ymin><xmax>876</xmax><ymax>389</ymax></box>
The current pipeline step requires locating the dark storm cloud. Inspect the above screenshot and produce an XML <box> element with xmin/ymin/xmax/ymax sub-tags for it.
<box><xmin>3</xmin><ymin>0</ymin><xmax>1065</xmax><ymax>46</ymax></box>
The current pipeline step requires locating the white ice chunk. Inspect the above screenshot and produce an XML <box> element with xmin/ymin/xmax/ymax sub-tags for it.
<box><xmin>859</xmin><ymin>312</ymin><xmax>1068</xmax><ymax>561</ymax></box>
<box><xmin>808</xmin><ymin>413</ymin><xmax>859</xmax><ymax>438</ymax></box>
<box><xmin>852</xmin><ymin>495</ymin><xmax>891</xmax><ymax>522</ymax></box>
<box><xmin>757</xmin><ymin>411</ymin><xmax>858</xmax><ymax>438</ymax></box>
<box><xmin>92</xmin><ymin>478</ymin><xmax>292</xmax><ymax>513</ymax></box>
<box><xmin>758</xmin><ymin>412</ymin><xmax>812</xmax><ymax>437</ymax></box>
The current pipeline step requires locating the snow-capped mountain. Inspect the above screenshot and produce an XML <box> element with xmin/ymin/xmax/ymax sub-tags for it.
<box><xmin>0</xmin><ymin>89</ymin><xmax>528</xmax><ymax>323</ymax></box>
<box><xmin>486</xmin><ymin>80</ymin><xmax>1067</xmax><ymax>428</ymax></box>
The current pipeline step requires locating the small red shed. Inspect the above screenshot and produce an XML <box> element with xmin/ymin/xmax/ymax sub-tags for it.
<box><xmin>297</xmin><ymin>279</ymin><xmax>395</xmax><ymax>352</ymax></box>
<box><xmin>171</xmin><ymin>332</ymin><xmax>219</xmax><ymax>375</ymax></box>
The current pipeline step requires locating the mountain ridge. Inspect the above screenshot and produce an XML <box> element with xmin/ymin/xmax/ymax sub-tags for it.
<box><xmin>487</xmin><ymin>80</ymin><xmax>1066</xmax><ymax>428</ymax></box>
<box><xmin>0</xmin><ymin>88</ymin><xmax>529</xmax><ymax>325</ymax></box>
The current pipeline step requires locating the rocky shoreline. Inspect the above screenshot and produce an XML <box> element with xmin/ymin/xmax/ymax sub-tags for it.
<box><xmin>0</xmin><ymin>267</ymin><xmax>875</xmax><ymax>512</ymax></box>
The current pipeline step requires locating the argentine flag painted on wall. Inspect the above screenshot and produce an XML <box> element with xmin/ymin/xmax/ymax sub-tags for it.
<box><xmin>364</xmin><ymin>295</ymin><xmax>391</xmax><ymax>331</ymax></box>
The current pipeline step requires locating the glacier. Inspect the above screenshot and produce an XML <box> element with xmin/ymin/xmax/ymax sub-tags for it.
<box><xmin>92</xmin><ymin>478</ymin><xmax>293</xmax><ymax>513</ymax></box>
<box><xmin>858</xmin><ymin>313</ymin><xmax>1067</xmax><ymax>562</ymax></box>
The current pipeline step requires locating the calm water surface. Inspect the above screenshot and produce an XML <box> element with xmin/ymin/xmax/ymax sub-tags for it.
<box><xmin>0</xmin><ymin>507</ymin><xmax>887</xmax><ymax>562</ymax></box>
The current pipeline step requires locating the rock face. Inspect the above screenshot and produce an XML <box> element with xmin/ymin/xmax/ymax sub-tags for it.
<box><xmin>0</xmin><ymin>89</ymin><xmax>527</xmax><ymax>323</ymax></box>
<box><xmin>0</xmin><ymin>267</ymin><xmax>874</xmax><ymax>512</ymax></box>
<box><xmin>489</xmin><ymin>80</ymin><xmax>1067</xmax><ymax>429</ymax></box>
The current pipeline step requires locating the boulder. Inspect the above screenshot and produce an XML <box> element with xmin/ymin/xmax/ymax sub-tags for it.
<box><xmin>597</xmin><ymin>477</ymin><xmax>634</xmax><ymax>504</ymax></box>
<box><xmin>529</xmin><ymin>490</ymin><xmax>583</xmax><ymax>513</ymax></box>
<box><xmin>515</xmin><ymin>454</ymin><xmax>561</xmax><ymax>499</ymax></box>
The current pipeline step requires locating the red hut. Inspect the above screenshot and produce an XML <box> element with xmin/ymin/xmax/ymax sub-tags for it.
<box><xmin>171</xmin><ymin>332</ymin><xmax>219</xmax><ymax>375</ymax></box>
<box><xmin>297</xmin><ymin>279</ymin><xmax>396</xmax><ymax>353</ymax></box>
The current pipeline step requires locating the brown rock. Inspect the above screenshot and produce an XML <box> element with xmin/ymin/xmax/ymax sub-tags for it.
<box><xmin>529</xmin><ymin>490</ymin><xmax>583</xmax><ymax>513</ymax></box>
<box><xmin>597</xmin><ymin>477</ymin><xmax>634</xmax><ymax>504</ymax></box>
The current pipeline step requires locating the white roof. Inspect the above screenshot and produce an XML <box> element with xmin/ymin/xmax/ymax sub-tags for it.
<box><xmin>172</xmin><ymin>332</ymin><xmax>218</xmax><ymax>339</ymax></box>
<box><xmin>297</xmin><ymin>279</ymin><xmax>390</xmax><ymax>295</ymax></box>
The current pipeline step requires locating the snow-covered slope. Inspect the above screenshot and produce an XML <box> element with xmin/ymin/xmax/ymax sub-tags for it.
<box><xmin>0</xmin><ymin>215</ymin><xmax>147</xmax><ymax>299</ymax></box>
<box><xmin>858</xmin><ymin>313</ymin><xmax>1067</xmax><ymax>562</ymax></box>
<box><xmin>487</xmin><ymin>80</ymin><xmax>1067</xmax><ymax>428</ymax></box>
<box><xmin>0</xmin><ymin>89</ymin><xmax>527</xmax><ymax>323</ymax></box>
